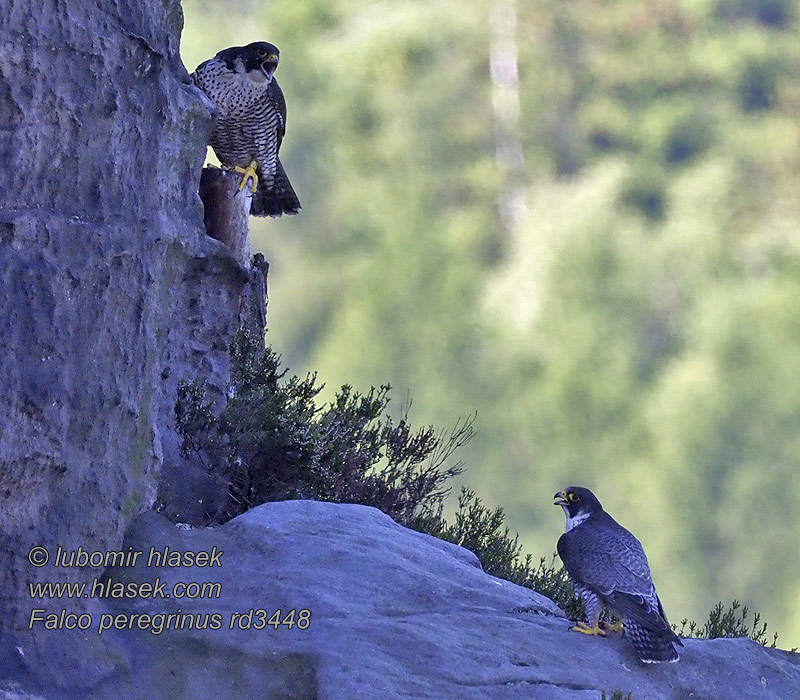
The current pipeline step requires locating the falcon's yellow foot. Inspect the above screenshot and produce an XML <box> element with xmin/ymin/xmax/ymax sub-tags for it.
<box><xmin>571</xmin><ymin>621</ymin><xmax>605</xmax><ymax>636</ymax></box>
<box><xmin>602</xmin><ymin>619</ymin><xmax>624</xmax><ymax>634</ymax></box>
<box><xmin>234</xmin><ymin>159</ymin><xmax>259</xmax><ymax>193</ymax></box>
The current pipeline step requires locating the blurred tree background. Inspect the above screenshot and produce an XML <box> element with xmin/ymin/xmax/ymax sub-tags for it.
<box><xmin>181</xmin><ymin>0</ymin><xmax>800</xmax><ymax>647</ymax></box>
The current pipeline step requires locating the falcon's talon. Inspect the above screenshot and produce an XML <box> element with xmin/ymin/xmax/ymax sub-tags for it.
<box><xmin>571</xmin><ymin>621</ymin><xmax>605</xmax><ymax>636</ymax></box>
<box><xmin>234</xmin><ymin>160</ymin><xmax>259</xmax><ymax>193</ymax></box>
<box><xmin>603</xmin><ymin>619</ymin><xmax>624</xmax><ymax>634</ymax></box>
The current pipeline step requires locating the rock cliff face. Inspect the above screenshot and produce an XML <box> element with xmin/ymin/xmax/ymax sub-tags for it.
<box><xmin>0</xmin><ymin>0</ymin><xmax>249</xmax><ymax>680</ymax></box>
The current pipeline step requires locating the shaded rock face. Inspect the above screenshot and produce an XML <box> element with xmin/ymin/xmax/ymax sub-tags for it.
<box><xmin>153</xmin><ymin>244</ymin><xmax>251</xmax><ymax>527</ymax></box>
<box><xmin>156</xmin><ymin>181</ymin><xmax>271</xmax><ymax>528</ymax></box>
<box><xmin>6</xmin><ymin>500</ymin><xmax>800</xmax><ymax>699</ymax></box>
<box><xmin>0</xmin><ymin>0</ymin><xmax>250</xmax><ymax>679</ymax></box>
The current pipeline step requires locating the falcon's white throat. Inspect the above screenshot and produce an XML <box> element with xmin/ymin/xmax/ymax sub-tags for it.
<box><xmin>247</xmin><ymin>68</ymin><xmax>270</xmax><ymax>84</ymax></box>
<box><xmin>562</xmin><ymin>508</ymin><xmax>590</xmax><ymax>532</ymax></box>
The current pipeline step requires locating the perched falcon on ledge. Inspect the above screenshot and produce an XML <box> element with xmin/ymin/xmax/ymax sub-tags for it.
<box><xmin>554</xmin><ymin>486</ymin><xmax>683</xmax><ymax>663</ymax></box>
<box><xmin>192</xmin><ymin>41</ymin><xmax>301</xmax><ymax>217</ymax></box>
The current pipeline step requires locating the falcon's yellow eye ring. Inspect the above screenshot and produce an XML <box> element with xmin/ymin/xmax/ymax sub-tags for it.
<box><xmin>257</xmin><ymin>48</ymin><xmax>268</xmax><ymax>57</ymax></box>
<box><xmin>568</xmin><ymin>492</ymin><xmax>580</xmax><ymax>502</ymax></box>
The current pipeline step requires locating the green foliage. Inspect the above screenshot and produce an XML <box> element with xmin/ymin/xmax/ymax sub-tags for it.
<box><xmin>524</xmin><ymin>554</ymin><xmax>586</xmax><ymax>622</ymax></box>
<box><xmin>716</xmin><ymin>0</ymin><xmax>795</xmax><ymax>27</ymax></box>
<box><xmin>677</xmin><ymin>600</ymin><xmax>779</xmax><ymax>647</ymax></box>
<box><xmin>176</xmin><ymin>329</ymin><xmax>470</xmax><ymax>526</ymax></box>
<box><xmin>737</xmin><ymin>58</ymin><xmax>781</xmax><ymax>111</ymax></box>
<box><xmin>663</xmin><ymin>112</ymin><xmax>716</xmax><ymax>165</ymax></box>
<box><xmin>433</xmin><ymin>488</ymin><xmax>530</xmax><ymax>579</ymax></box>
<box><xmin>619</xmin><ymin>167</ymin><xmax>667</xmax><ymax>220</ymax></box>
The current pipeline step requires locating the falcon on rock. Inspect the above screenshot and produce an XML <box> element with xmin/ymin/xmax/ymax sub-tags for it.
<box><xmin>554</xmin><ymin>486</ymin><xmax>683</xmax><ymax>663</ymax></box>
<box><xmin>192</xmin><ymin>41</ymin><xmax>301</xmax><ymax>217</ymax></box>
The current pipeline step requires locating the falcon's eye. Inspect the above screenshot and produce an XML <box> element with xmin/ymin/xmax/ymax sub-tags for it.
<box><xmin>257</xmin><ymin>48</ymin><xmax>268</xmax><ymax>57</ymax></box>
<box><xmin>568</xmin><ymin>492</ymin><xmax>580</xmax><ymax>502</ymax></box>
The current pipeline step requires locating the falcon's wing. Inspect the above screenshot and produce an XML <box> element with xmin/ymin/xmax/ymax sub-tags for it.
<box><xmin>267</xmin><ymin>78</ymin><xmax>287</xmax><ymax>147</ymax></box>
<box><xmin>558</xmin><ymin>512</ymin><xmax>654</xmax><ymax>598</ymax></box>
<box><xmin>558</xmin><ymin>512</ymin><xmax>678</xmax><ymax>637</ymax></box>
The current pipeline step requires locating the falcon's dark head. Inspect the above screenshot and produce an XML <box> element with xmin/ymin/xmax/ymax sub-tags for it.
<box><xmin>554</xmin><ymin>486</ymin><xmax>603</xmax><ymax>531</ymax></box>
<box><xmin>218</xmin><ymin>41</ymin><xmax>280</xmax><ymax>84</ymax></box>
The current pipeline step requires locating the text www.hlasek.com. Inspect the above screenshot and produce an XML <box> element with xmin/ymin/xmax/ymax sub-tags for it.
<box><xmin>29</xmin><ymin>577</ymin><xmax>221</xmax><ymax>601</ymax></box>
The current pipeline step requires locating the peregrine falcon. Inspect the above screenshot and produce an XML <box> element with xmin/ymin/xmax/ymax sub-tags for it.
<box><xmin>554</xmin><ymin>486</ymin><xmax>683</xmax><ymax>663</ymax></box>
<box><xmin>192</xmin><ymin>42</ymin><xmax>301</xmax><ymax>217</ymax></box>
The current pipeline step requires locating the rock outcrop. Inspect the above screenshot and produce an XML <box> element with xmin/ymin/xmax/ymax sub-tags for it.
<box><xmin>3</xmin><ymin>500</ymin><xmax>799</xmax><ymax>699</ymax></box>
<box><xmin>0</xmin><ymin>0</ymin><xmax>254</xmax><ymax>680</ymax></box>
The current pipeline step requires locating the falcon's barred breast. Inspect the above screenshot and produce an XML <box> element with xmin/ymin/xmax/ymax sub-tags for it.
<box><xmin>192</xmin><ymin>41</ymin><xmax>301</xmax><ymax>217</ymax></box>
<box><xmin>554</xmin><ymin>486</ymin><xmax>683</xmax><ymax>663</ymax></box>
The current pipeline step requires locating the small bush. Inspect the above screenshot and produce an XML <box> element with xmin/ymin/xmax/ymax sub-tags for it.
<box><xmin>676</xmin><ymin>600</ymin><xmax>779</xmax><ymax>647</ymax></box>
<box><xmin>176</xmin><ymin>328</ymin><xmax>472</xmax><ymax>526</ymax></box>
<box><xmin>177</xmin><ymin>333</ymin><xmax>584</xmax><ymax>617</ymax></box>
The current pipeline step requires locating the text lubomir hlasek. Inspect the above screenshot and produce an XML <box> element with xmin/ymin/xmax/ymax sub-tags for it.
<box><xmin>52</xmin><ymin>546</ymin><xmax>223</xmax><ymax>569</ymax></box>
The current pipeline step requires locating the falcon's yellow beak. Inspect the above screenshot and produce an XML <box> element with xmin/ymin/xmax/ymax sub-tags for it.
<box><xmin>553</xmin><ymin>490</ymin><xmax>568</xmax><ymax>507</ymax></box>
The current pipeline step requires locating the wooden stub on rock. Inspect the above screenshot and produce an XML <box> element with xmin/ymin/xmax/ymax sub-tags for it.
<box><xmin>199</xmin><ymin>166</ymin><xmax>252</xmax><ymax>269</ymax></box>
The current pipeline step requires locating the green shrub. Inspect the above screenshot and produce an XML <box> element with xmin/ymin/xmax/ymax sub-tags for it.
<box><xmin>175</xmin><ymin>334</ymin><xmax>584</xmax><ymax>614</ymax></box>
<box><xmin>176</xmin><ymin>328</ymin><xmax>471</xmax><ymax>526</ymax></box>
<box><xmin>677</xmin><ymin>600</ymin><xmax>779</xmax><ymax>647</ymax></box>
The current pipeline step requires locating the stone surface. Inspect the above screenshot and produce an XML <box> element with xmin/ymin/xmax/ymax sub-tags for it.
<box><xmin>0</xmin><ymin>0</ymin><xmax>257</xmax><ymax>681</ymax></box>
<box><xmin>5</xmin><ymin>500</ymin><xmax>799</xmax><ymax>699</ymax></box>
<box><xmin>153</xmin><ymin>238</ymin><xmax>250</xmax><ymax>528</ymax></box>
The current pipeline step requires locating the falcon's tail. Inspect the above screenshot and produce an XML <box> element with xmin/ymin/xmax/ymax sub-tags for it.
<box><xmin>610</xmin><ymin>591</ymin><xmax>683</xmax><ymax>663</ymax></box>
<box><xmin>627</xmin><ymin>619</ymin><xmax>682</xmax><ymax>663</ymax></box>
<box><xmin>251</xmin><ymin>158</ymin><xmax>301</xmax><ymax>217</ymax></box>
